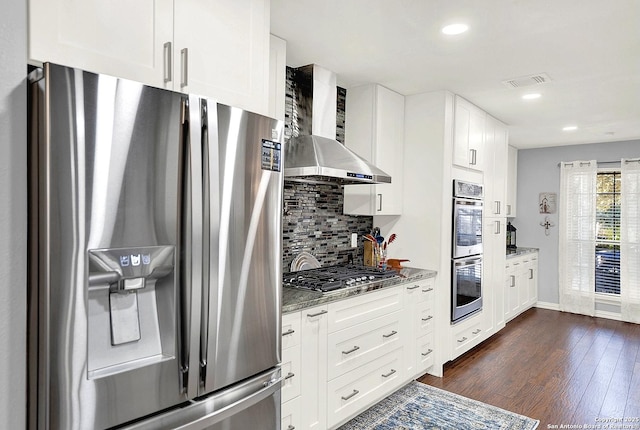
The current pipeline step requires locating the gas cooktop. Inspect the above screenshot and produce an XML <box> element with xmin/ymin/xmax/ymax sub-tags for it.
<box><xmin>283</xmin><ymin>264</ymin><xmax>398</xmax><ymax>293</ymax></box>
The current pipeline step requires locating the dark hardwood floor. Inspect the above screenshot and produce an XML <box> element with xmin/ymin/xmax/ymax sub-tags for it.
<box><xmin>418</xmin><ymin>308</ymin><xmax>640</xmax><ymax>427</ymax></box>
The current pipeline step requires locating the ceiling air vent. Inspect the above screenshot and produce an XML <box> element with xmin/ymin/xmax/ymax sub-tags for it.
<box><xmin>501</xmin><ymin>73</ymin><xmax>552</xmax><ymax>89</ymax></box>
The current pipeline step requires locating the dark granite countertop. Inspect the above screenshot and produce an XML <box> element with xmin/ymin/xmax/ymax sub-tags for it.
<box><xmin>282</xmin><ymin>267</ymin><xmax>437</xmax><ymax>314</ymax></box>
<box><xmin>506</xmin><ymin>247</ymin><xmax>539</xmax><ymax>259</ymax></box>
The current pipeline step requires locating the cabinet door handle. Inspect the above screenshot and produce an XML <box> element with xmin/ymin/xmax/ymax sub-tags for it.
<box><xmin>342</xmin><ymin>346</ymin><xmax>360</xmax><ymax>355</ymax></box>
<box><xmin>341</xmin><ymin>389</ymin><xmax>359</xmax><ymax>401</ymax></box>
<box><xmin>422</xmin><ymin>315</ymin><xmax>433</xmax><ymax>322</ymax></box>
<box><xmin>287</xmin><ymin>426</ymin><xmax>295</xmax><ymax>430</ymax></box>
<box><xmin>495</xmin><ymin>201</ymin><xmax>501</xmax><ymax>215</ymax></box>
<box><xmin>377</xmin><ymin>193</ymin><xmax>383</xmax><ymax>212</ymax></box>
<box><xmin>306</xmin><ymin>309</ymin><xmax>327</xmax><ymax>318</ymax></box>
<box><xmin>472</xmin><ymin>329</ymin><xmax>481</xmax><ymax>335</ymax></box>
<box><xmin>381</xmin><ymin>369</ymin><xmax>397</xmax><ymax>378</ymax></box>
<box><xmin>422</xmin><ymin>287</ymin><xmax>434</xmax><ymax>293</ymax></box>
<box><xmin>529</xmin><ymin>269</ymin><xmax>534</xmax><ymax>280</ymax></box>
<box><xmin>180</xmin><ymin>48</ymin><xmax>189</xmax><ymax>88</ymax></box>
<box><xmin>282</xmin><ymin>329</ymin><xmax>295</xmax><ymax>337</ymax></box>
<box><xmin>407</xmin><ymin>285</ymin><xmax>420</xmax><ymax>290</ymax></box>
<box><xmin>510</xmin><ymin>275</ymin><xmax>516</xmax><ymax>287</ymax></box>
<box><xmin>163</xmin><ymin>42</ymin><xmax>172</xmax><ymax>83</ymax></box>
<box><xmin>382</xmin><ymin>330</ymin><xmax>398</xmax><ymax>339</ymax></box>
<box><xmin>470</xmin><ymin>149</ymin><xmax>477</xmax><ymax>165</ymax></box>
<box><xmin>284</xmin><ymin>372</ymin><xmax>295</xmax><ymax>381</ymax></box>
<box><xmin>495</xmin><ymin>220</ymin><xmax>501</xmax><ymax>234</ymax></box>
<box><xmin>507</xmin><ymin>204</ymin><xmax>512</xmax><ymax>215</ymax></box>
<box><xmin>421</xmin><ymin>349</ymin><xmax>433</xmax><ymax>357</ymax></box>
<box><xmin>457</xmin><ymin>336</ymin><xmax>468</xmax><ymax>343</ymax></box>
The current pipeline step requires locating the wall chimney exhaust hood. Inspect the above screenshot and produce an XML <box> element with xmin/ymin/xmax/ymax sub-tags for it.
<box><xmin>284</xmin><ymin>65</ymin><xmax>391</xmax><ymax>185</ymax></box>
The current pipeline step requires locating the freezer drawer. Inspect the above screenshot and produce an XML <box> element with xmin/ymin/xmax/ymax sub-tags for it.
<box><xmin>121</xmin><ymin>368</ymin><xmax>282</xmax><ymax>430</ymax></box>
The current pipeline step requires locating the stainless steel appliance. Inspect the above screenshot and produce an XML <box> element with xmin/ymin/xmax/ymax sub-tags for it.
<box><xmin>27</xmin><ymin>63</ymin><xmax>284</xmax><ymax>430</ymax></box>
<box><xmin>452</xmin><ymin>180</ymin><xmax>483</xmax><ymax>323</ymax></box>
<box><xmin>283</xmin><ymin>264</ymin><xmax>398</xmax><ymax>293</ymax></box>
<box><xmin>283</xmin><ymin>64</ymin><xmax>391</xmax><ymax>185</ymax></box>
<box><xmin>452</xmin><ymin>180</ymin><xmax>484</xmax><ymax>258</ymax></box>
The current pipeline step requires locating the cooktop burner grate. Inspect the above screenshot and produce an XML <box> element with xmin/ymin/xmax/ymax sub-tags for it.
<box><xmin>283</xmin><ymin>264</ymin><xmax>398</xmax><ymax>293</ymax></box>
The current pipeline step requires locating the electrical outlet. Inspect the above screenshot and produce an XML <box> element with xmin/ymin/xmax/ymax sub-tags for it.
<box><xmin>351</xmin><ymin>233</ymin><xmax>358</xmax><ymax>248</ymax></box>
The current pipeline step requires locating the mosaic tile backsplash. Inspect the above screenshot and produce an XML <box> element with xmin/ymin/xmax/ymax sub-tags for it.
<box><xmin>283</xmin><ymin>66</ymin><xmax>373</xmax><ymax>269</ymax></box>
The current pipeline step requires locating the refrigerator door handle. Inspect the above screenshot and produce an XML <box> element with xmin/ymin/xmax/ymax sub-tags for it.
<box><xmin>173</xmin><ymin>376</ymin><xmax>283</xmax><ymax>430</ymax></box>
<box><xmin>201</xmin><ymin>99</ymin><xmax>221</xmax><ymax>394</ymax></box>
<box><xmin>181</xmin><ymin>95</ymin><xmax>204</xmax><ymax>399</ymax></box>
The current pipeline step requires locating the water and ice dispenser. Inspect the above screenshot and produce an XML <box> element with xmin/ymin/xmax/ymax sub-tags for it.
<box><xmin>87</xmin><ymin>246</ymin><xmax>176</xmax><ymax>379</ymax></box>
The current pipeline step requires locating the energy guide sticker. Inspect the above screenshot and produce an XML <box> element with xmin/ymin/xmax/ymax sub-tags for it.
<box><xmin>261</xmin><ymin>139</ymin><xmax>281</xmax><ymax>172</ymax></box>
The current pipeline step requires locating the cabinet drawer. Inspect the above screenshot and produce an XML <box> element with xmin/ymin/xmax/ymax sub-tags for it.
<box><xmin>282</xmin><ymin>311</ymin><xmax>301</xmax><ymax>350</ymax></box>
<box><xmin>404</xmin><ymin>278</ymin><xmax>435</xmax><ymax>304</ymax></box>
<box><xmin>328</xmin><ymin>287</ymin><xmax>403</xmax><ymax>333</ymax></box>
<box><xmin>327</xmin><ymin>348</ymin><xmax>404</xmax><ymax>429</ymax></box>
<box><xmin>452</xmin><ymin>318</ymin><xmax>485</xmax><ymax>357</ymax></box>
<box><xmin>281</xmin><ymin>396</ymin><xmax>300</xmax><ymax>430</ymax></box>
<box><xmin>416</xmin><ymin>334</ymin><xmax>435</xmax><ymax>373</ymax></box>
<box><xmin>416</xmin><ymin>301</ymin><xmax>435</xmax><ymax>337</ymax></box>
<box><xmin>327</xmin><ymin>311</ymin><xmax>403</xmax><ymax>380</ymax></box>
<box><xmin>281</xmin><ymin>344</ymin><xmax>301</xmax><ymax>403</ymax></box>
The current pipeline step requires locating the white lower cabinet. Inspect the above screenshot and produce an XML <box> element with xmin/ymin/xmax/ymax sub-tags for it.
<box><xmin>504</xmin><ymin>252</ymin><xmax>539</xmax><ymax>322</ymax></box>
<box><xmin>283</xmin><ymin>277</ymin><xmax>439</xmax><ymax>430</ymax></box>
<box><xmin>327</xmin><ymin>311</ymin><xmax>403</xmax><ymax>381</ymax></box>
<box><xmin>281</xmin><ymin>396</ymin><xmax>301</xmax><ymax>430</ymax></box>
<box><xmin>300</xmin><ymin>305</ymin><xmax>328</xmax><ymax>430</ymax></box>
<box><xmin>451</xmin><ymin>311</ymin><xmax>486</xmax><ymax>359</ymax></box>
<box><xmin>327</xmin><ymin>348</ymin><xmax>404</xmax><ymax>429</ymax></box>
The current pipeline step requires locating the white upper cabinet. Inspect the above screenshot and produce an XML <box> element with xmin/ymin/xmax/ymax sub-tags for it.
<box><xmin>484</xmin><ymin>115</ymin><xmax>508</xmax><ymax>216</ymax></box>
<box><xmin>29</xmin><ymin>0</ymin><xmax>271</xmax><ymax>115</ymax></box>
<box><xmin>453</xmin><ymin>95</ymin><xmax>486</xmax><ymax>171</ymax></box>
<box><xmin>506</xmin><ymin>145</ymin><xmax>518</xmax><ymax>217</ymax></box>
<box><xmin>28</xmin><ymin>0</ymin><xmax>173</xmax><ymax>86</ymax></box>
<box><xmin>343</xmin><ymin>84</ymin><xmax>404</xmax><ymax>216</ymax></box>
<box><xmin>268</xmin><ymin>35</ymin><xmax>287</xmax><ymax>121</ymax></box>
<box><xmin>173</xmin><ymin>0</ymin><xmax>269</xmax><ymax>114</ymax></box>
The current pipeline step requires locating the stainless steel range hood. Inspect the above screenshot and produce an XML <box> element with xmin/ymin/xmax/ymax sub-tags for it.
<box><xmin>284</xmin><ymin>65</ymin><xmax>391</xmax><ymax>185</ymax></box>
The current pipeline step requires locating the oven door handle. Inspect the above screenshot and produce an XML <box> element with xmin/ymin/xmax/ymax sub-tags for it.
<box><xmin>453</xmin><ymin>257</ymin><xmax>482</xmax><ymax>267</ymax></box>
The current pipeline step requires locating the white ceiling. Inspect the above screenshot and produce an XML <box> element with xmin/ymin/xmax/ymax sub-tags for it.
<box><xmin>270</xmin><ymin>0</ymin><xmax>640</xmax><ymax>149</ymax></box>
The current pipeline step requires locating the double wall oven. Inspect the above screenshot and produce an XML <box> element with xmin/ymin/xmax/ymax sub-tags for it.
<box><xmin>451</xmin><ymin>180</ymin><xmax>484</xmax><ymax>323</ymax></box>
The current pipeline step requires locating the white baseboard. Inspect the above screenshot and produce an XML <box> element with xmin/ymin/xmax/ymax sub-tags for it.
<box><xmin>534</xmin><ymin>301</ymin><xmax>622</xmax><ymax>321</ymax></box>
<box><xmin>535</xmin><ymin>301</ymin><xmax>560</xmax><ymax>311</ymax></box>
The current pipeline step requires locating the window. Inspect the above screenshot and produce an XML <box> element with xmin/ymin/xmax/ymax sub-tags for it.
<box><xmin>595</xmin><ymin>172</ymin><xmax>621</xmax><ymax>295</ymax></box>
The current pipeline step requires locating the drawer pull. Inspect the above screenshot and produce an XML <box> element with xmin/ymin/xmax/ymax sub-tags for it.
<box><xmin>284</xmin><ymin>372</ymin><xmax>295</xmax><ymax>381</ymax></box>
<box><xmin>422</xmin><ymin>287</ymin><xmax>434</xmax><ymax>293</ymax></box>
<box><xmin>287</xmin><ymin>426</ymin><xmax>295</xmax><ymax>430</ymax></box>
<box><xmin>457</xmin><ymin>336</ymin><xmax>468</xmax><ymax>343</ymax></box>
<box><xmin>422</xmin><ymin>349</ymin><xmax>433</xmax><ymax>357</ymax></box>
<box><xmin>342</xmin><ymin>346</ymin><xmax>360</xmax><ymax>355</ymax></box>
<box><xmin>282</xmin><ymin>329</ymin><xmax>295</xmax><ymax>337</ymax></box>
<box><xmin>422</xmin><ymin>315</ymin><xmax>433</xmax><ymax>322</ymax></box>
<box><xmin>382</xmin><ymin>330</ymin><xmax>398</xmax><ymax>339</ymax></box>
<box><xmin>381</xmin><ymin>369</ymin><xmax>397</xmax><ymax>378</ymax></box>
<box><xmin>472</xmin><ymin>329</ymin><xmax>481</xmax><ymax>335</ymax></box>
<box><xmin>306</xmin><ymin>309</ymin><xmax>328</xmax><ymax>318</ymax></box>
<box><xmin>341</xmin><ymin>389</ymin><xmax>359</xmax><ymax>401</ymax></box>
<box><xmin>407</xmin><ymin>285</ymin><xmax>420</xmax><ymax>290</ymax></box>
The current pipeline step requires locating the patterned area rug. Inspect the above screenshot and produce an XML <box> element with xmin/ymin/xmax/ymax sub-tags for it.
<box><xmin>338</xmin><ymin>382</ymin><xmax>539</xmax><ymax>430</ymax></box>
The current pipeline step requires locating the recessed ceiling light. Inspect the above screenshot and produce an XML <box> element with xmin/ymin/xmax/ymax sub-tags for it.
<box><xmin>522</xmin><ymin>93</ymin><xmax>541</xmax><ymax>100</ymax></box>
<box><xmin>563</xmin><ymin>125</ymin><xmax>578</xmax><ymax>131</ymax></box>
<box><xmin>442</xmin><ymin>23</ymin><xmax>469</xmax><ymax>35</ymax></box>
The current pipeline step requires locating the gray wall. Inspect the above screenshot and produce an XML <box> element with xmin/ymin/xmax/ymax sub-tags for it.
<box><xmin>514</xmin><ymin>139</ymin><xmax>640</xmax><ymax>306</ymax></box>
<box><xmin>0</xmin><ymin>0</ymin><xmax>27</xmax><ymax>427</ymax></box>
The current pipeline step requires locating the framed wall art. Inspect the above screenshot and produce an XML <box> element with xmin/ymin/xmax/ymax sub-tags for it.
<box><xmin>539</xmin><ymin>192</ymin><xmax>556</xmax><ymax>214</ymax></box>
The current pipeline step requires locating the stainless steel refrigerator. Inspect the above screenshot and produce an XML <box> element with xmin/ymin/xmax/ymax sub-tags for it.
<box><xmin>27</xmin><ymin>63</ymin><xmax>284</xmax><ymax>430</ymax></box>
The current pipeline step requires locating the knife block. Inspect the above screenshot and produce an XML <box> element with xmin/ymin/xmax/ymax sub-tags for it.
<box><xmin>364</xmin><ymin>241</ymin><xmax>375</xmax><ymax>267</ymax></box>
